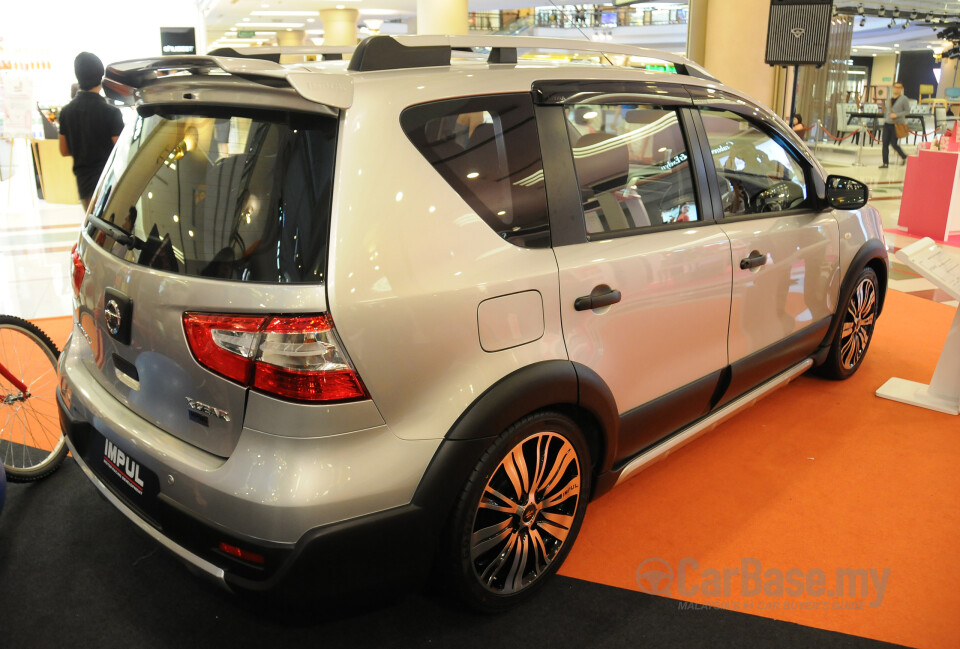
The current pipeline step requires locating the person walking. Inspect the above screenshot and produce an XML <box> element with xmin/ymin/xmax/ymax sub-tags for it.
<box><xmin>58</xmin><ymin>52</ymin><xmax>124</xmax><ymax>211</ymax></box>
<box><xmin>879</xmin><ymin>81</ymin><xmax>909</xmax><ymax>168</ymax></box>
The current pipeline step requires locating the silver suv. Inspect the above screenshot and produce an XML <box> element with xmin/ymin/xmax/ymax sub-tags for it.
<box><xmin>58</xmin><ymin>35</ymin><xmax>886</xmax><ymax>611</ymax></box>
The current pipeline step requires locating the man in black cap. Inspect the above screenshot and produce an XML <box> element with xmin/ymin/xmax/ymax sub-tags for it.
<box><xmin>58</xmin><ymin>52</ymin><xmax>124</xmax><ymax>210</ymax></box>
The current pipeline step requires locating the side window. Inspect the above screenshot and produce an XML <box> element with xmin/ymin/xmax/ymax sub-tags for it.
<box><xmin>400</xmin><ymin>95</ymin><xmax>550</xmax><ymax>248</ymax></box>
<box><xmin>564</xmin><ymin>103</ymin><xmax>698</xmax><ymax>237</ymax></box>
<box><xmin>700</xmin><ymin>109</ymin><xmax>809</xmax><ymax>217</ymax></box>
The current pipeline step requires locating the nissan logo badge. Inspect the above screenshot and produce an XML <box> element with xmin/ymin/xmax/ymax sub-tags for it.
<box><xmin>104</xmin><ymin>299</ymin><xmax>122</xmax><ymax>335</ymax></box>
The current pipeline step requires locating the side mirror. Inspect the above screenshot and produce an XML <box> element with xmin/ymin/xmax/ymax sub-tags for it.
<box><xmin>824</xmin><ymin>175</ymin><xmax>868</xmax><ymax>210</ymax></box>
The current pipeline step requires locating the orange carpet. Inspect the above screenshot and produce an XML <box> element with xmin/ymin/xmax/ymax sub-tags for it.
<box><xmin>4</xmin><ymin>316</ymin><xmax>74</xmax><ymax>455</ymax></box>
<box><xmin>559</xmin><ymin>289</ymin><xmax>960</xmax><ymax>649</ymax></box>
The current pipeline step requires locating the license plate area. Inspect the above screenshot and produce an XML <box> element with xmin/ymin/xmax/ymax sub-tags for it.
<box><xmin>83</xmin><ymin>428</ymin><xmax>161</xmax><ymax>523</ymax></box>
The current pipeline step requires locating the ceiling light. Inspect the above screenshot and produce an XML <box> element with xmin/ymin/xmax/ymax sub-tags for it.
<box><xmin>888</xmin><ymin>19</ymin><xmax>895</xmax><ymax>28</ymax></box>
<box><xmin>903</xmin><ymin>21</ymin><xmax>909</xmax><ymax>29</ymax></box>
<box><xmin>251</xmin><ymin>10</ymin><xmax>319</xmax><ymax>16</ymax></box>
<box><xmin>235</xmin><ymin>22</ymin><xmax>305</xmax><ymax>28</ymax></box>
<box><xmin>878</xmin><ymin>7</ymin><xmax>885</xmax><ymax>16</ymax></box>
<box><xmin>860</xmin><ymin>17</ymin><xmax>866</xmax><ymax>27</ymax></box>
<box><xmin>857</xmin><ymin>3</ymin><xmax>864</xmax><ymax>14</ymax></box>
<box><xmin>893</xmin><ymin>7</ymin><xmax>899</xmax><ymax>18</ymax></box>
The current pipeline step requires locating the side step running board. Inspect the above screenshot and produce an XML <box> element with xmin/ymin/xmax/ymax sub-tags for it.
<box><xmin>615</xmin><ymin>359</ymin><xmax>814</xmax><ymax>487</ymax></box>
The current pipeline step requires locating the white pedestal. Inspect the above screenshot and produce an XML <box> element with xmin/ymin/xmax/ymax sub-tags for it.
<box><xmin>876</xmin><ymin>238</ymin><xmax>960</xmax><ymax>415</ymax></box>
<box><xmin>876</xmin><ymin>378</ymin><xmax>960</xmax><ymax>415</ymax></box>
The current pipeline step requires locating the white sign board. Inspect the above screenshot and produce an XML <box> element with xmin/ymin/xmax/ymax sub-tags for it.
<box><xmin>894</xmin><ymin>237</ymin><xmax>960</xmax><ymax>299</ymax></box>
<box><xmin>876</xmin><ymin>237</ymin><xmax>960</xmax><ymax>414</ymax></box>
<box><xmin>0</xmin><ymin>72</ymin><xmax>35</xmax><ymax>138</ymax></box>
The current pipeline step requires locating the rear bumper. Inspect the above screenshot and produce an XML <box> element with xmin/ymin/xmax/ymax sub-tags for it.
<box><xmin>59</xmin><ymin>388</ymin><xmax>461</xmax><ymax>595</ymax></box>
<box><xmin>57</xmin><ymin>329</ymin><xmax>494</xmax><ymax>594</ymax></box>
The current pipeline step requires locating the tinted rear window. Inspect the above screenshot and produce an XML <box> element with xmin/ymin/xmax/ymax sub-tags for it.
<box><xmin>87</xmin><ymin>109</ymin><xmax>337</xmax><ymax>283</ymax></box>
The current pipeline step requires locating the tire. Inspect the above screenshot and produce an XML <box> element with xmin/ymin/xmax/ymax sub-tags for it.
<box><xmin>445</xmin><ymin>410</ymin><xmax>591</xmax><ymax>612</ymax></box>
<box><xmin>819</xmin><ymin>267</ymin><xmax>879</xmax><ymax>380</ymax></box>
<box><xmin>0</xmin><ymin>316</ymin><xmax>65</xmax><ymax>482</ymax></box>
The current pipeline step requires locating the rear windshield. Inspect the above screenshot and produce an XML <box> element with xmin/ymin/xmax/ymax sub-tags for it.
<box><xmin>87</xmin><ymin>108</ymin><xmax>337</xmax><ymax>284</ymax></box>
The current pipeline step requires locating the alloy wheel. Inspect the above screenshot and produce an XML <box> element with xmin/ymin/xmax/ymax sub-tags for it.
<box><xmin>469</xmin><ymin>431</ymin><xmax>581</xmax><ymax>595</ymax></box>
<box><xmin>839</xmin><ymin>275</ymin><xmax>877</xmax><ymax>370</ymax></box>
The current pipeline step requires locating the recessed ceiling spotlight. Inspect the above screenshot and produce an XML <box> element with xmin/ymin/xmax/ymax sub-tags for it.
<box><xmin>893</xmin><ymin>7</ymin><xmax>900</xmax><ymax>18</ymax></box>
<box><xmin>857</xmin><ymin>3</ymin><xmax>864</xmax><ymax>15</ymax></box>
<box><xmin>878</xmin><ymin>7</ymin><xmax>885</xmax><ymax>16</ymax></box>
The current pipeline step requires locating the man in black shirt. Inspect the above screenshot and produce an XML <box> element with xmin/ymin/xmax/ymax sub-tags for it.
<box><xmin>59</xmin><ymin>52</ymin><xmax>124</xmax><ymax>210</ymax></box>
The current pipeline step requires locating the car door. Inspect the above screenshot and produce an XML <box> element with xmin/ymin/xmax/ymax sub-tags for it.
<box><xmin>535</xmin><ymin>83</ymin><xmax>733</xmax><ymax>461</ymax></box>
<box><xmin>692</xmin><ymin>99</ymin><xmax>840</xmax><ymax>403</ymax></box>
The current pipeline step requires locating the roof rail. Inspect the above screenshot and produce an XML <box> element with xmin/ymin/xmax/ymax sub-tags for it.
<box><xmin>207</xmin><ymin>45</ymin><xmax>355</xmax><ymax>63</ymax></box>
<box><xmin>347</xmin><ymin>34</ymin><xmax>717</xmax><ymax>81</ymax></box>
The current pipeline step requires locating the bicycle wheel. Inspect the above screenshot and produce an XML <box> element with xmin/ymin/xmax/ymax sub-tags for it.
<box><xmin>0</xmin><ymin>315</ymin><xmax>65</xmax><ymax>482</ymax></box>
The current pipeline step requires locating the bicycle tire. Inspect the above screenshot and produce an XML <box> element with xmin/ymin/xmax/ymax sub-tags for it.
<box><xmin>0</xmin><ymin>315</ymin><xmax>65</xmax><ymax>482</ymax></box>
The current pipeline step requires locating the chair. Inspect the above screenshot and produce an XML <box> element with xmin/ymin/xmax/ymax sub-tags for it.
<box><xmin>861</xmin><ymin>103</ymin><xmax>881</xmax><ymax>146</ymax></box>
<box><xmin>947</xmin><ymin>87</ymin><xmax>960</xmax><ymax>117</ymax></box>
<box><xmin>834</xmin><ymin>102</ymin><xmax>859</xmax><ymax>145</ymax></box>
<box><xmin>919</xmin><ymin>84</ymin><xmax>934</xmax><ymax>103</ymax></box>
<box><xmin>909</xmin><ymin>104</ymin><xmax>931</xmax><ymax>144</ymax></box>
<box><xmin>933</xmin><ymin>105</ymin><xmax>957</xmax><ymax>134</ymax></box>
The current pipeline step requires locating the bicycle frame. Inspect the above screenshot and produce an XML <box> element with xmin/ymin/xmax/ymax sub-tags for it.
<box><xmin>0</xmin><ymin>360</ymin><xmax>29</xmax><ymax>396</ymax></box>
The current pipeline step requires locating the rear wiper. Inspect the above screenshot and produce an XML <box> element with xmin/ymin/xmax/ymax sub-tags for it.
<box><xmin>86</xmin><ymin>213</ymin><xmax>139</xmax><ymax>248</ymax></box>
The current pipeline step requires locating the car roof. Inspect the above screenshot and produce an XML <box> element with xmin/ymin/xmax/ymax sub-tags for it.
<box><xmin>104</xmin><ymin>34</ymin><xmax>722</xmax><ymax>111</ymax></box>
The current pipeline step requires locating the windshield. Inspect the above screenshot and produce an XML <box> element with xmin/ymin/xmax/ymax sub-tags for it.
<box><xmin>86</xmin><ymin>108</ymin><xmax>337</xmax><ymax>284</ymax></box>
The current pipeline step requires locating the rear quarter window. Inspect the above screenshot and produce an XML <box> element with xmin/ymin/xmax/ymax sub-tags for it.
<box><xmin>400</xmin><ymin>94</ymin><xmax>550</xmax><ymax>248</ymax></box>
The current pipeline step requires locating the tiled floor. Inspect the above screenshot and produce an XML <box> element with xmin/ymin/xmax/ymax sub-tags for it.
<box><xmin>0</xmin><ymin>134</ymin><xmax>957</xmax><ymax>320</ymax></box>
<box><xmin>1</xmin><ymin>139</ymin><xmax>84</xmax><ymax>320</ymax></box>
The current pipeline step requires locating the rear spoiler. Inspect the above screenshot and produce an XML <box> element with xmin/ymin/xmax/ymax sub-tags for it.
<box><xmin>103</xmin><ymin>53</ymin><xmax>354</xmax><ymax>109</ymax></box>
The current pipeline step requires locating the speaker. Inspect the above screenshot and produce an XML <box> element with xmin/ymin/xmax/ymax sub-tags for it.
<box><xmin>765</xmin><ymin>0</ymin><xmax>833</xmax><ymax>66</ymax></box>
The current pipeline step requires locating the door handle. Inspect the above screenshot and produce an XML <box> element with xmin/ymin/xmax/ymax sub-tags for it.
<box><xmin>740</xmin><ymin>251</ymin><xmax>767</xmax><ymax>270</ymax></box>
<box><xmin>575</xmin><ymin>289</ymin><xmax>621</xmax><ymax>311</ymax></box>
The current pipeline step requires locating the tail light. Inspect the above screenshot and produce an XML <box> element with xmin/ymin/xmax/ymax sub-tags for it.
<box><xmin>71</xmin><ymin>244</ymin><xmax>86</xmax><ymax>298</ymax></box>
<box><xmin>218</xmin><ymin>542</ymin><xmax>264</xmax><ymax>565</ymax></box>
<box><xmin>183</xmin><ymin>313</ymin><xmax>368</xmax><ymax>403</ymax></box>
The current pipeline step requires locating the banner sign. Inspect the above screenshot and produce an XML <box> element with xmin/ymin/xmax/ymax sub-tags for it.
<box><xmin>0</xmin><ymin>72</ymin><xmax>35</xmax><ymax>138</ymax></box>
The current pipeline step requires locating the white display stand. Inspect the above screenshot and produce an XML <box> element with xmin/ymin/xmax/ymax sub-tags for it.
<box><xmin>876</xmin><ymin>237</ymin><xmax>960</xmax><ymax>414</ymax></box>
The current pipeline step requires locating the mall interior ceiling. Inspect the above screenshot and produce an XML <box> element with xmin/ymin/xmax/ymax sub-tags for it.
<box><xmin>201</xmin><ymin>0</ymin><xmax>960</xmax><ymax>56</ymax></box>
